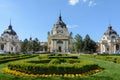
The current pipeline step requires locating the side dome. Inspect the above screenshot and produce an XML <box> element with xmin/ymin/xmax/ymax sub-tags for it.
<box><xmin>104</xmin><ymin>25</ymin><xmax>117</xmax><ymax>35</ymax></box>
<box><xmin>3</xmin><ymin>24</ymin><xmax>17</xmax><ymax>35</ymax></box>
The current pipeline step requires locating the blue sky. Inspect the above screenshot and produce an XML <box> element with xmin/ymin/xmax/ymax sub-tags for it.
<box><xmin>0</xmin><ymin>0</ymin><xmax>120</xmax><ymax>42</ymax></box>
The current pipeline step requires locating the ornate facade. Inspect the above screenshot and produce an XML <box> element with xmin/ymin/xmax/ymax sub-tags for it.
<box><xmin>48</xmin><ymin>14</ymin><xmax>72</xmax><ymax>53</ymax></box>
<box><xmin>98</xmin><ymin>25</ymin><xmax>120</xmax><ymax>54</ymax></box>
<box><xmin>0</xmin><ymin>22</ymin><xmax>21</xmax><ymax>53</ymax></box>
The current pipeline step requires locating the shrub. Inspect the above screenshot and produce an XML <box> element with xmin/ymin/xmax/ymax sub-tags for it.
<box><xmin>49</xmin><ymin>59</ymin><xmax>61</xmax><ymax>64</ymax></box>
<box><xmin>7</xmin><ymin>54</ymin><xmax>102</xmax><ymax>75</ymax></box>
<box><xmin>0</xmin><ymin>54</ymin><xmax>38</xmax><ymax>64</ymax></box>
<box><xmin>55</xmin><ymin>54</ymin><xmax>63</xmax><ymax>56</ymax></box>
<box><xmin>55</xmin><ymin>54</ymin><xmax>68</xmax><ymax>56</ymax></box>
<box><xmin>27</xmin><ymin>59</ymin><xmax>51</xmax><ymax>64</ymax></box>
<box><xmin>8</xmin><ymin>62</ymin><xmax>101</xmax><ymax>75</ymax></box>
<box><xmin>38</xmin><ymin>55</ymin><xmax>49</xmax><ymax>59</ymax></box>
<box><xmin>48</xmin><ymin>56</ymin><xmax>78</xmax><ymax>59</ymax></box>
<box><xmin>66</xmin><ymin>59</ymin><xmax>80</xmax><ymax>64</ymax></box>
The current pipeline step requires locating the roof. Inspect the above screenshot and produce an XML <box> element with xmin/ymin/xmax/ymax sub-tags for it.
<box><xmin>3</xmin><ymin>24</ymin><xmax>17</xmax><ymax>35</ymax></box>
<box><xmin>104</xmin><ymin>25</ymin><xmax>117</xmax><ymax>35</ymax></box>
<box><xmin>54</xmin><ymin>14</ymin><xmax>66</xmax><ymax>28</ymax></box>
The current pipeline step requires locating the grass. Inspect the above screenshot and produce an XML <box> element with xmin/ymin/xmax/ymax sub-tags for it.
<box><xmin>0</xmin><ymin>54</ymin><xmax>120</xmax><ymax>80</ymax></box>
<box><xmin>79</xmin><ymin>55</ymin><xmax>120</xmax><ymax>80</ymax></box>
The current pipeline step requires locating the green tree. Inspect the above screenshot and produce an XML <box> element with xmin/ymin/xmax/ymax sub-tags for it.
<box><xmin>27</xmin><ymin>37</ymin><xmax>33</xmax><ymax>52</ymax></box>
<box><xmin>21</xmin><ymin>39</ymin><xmax>29</xmax><ymax>53</ymax></box>
<box><xmin>32</xmin><ymin>38</ymin><xmax>40</xmax><ymax>52</ymax></box>
<box><xmin>74</xmin><ymin>34</ymin><xmax>83</xmax><ymax>53</ymax></box>
<box><xmin>21</xmin><ymin>38</ymin><xmax>41</xmax><ymax>53</ymax></box>
<box><xmin>89</xmin><ymin>39</ymin><xmax>97</xmax><ymax>53</ymax></box>
<box><xmin>83</xmin><ymin>34</ymin><xmax>97</xmax><ymax>53</ymax></box>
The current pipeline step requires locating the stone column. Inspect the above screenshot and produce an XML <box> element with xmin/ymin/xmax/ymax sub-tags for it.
<box><xmin>109</xmin><ymin>42</ymin><xmax>112</xmax><ymax>54</ymax></box>
<box><xmin>63</xmin><ymin>40</ymin><xmax>65</xmax><ymax>52</ymax></box>
<box><xmin>66</xmin><ymin>40</ymin><xmax>68</xmax><ymax>52</ymax></box>
<box><xmin>0</xmin><ymin>44</ymin><xmax>1</xmax><ymax>50</ymax></box>
<box><xmin>53</xmin><ymin>40</ymin><xmax>55</xmax><ymax>52</ymax></box>
<box><xmin>100</xmin><ymin>44</ymin><xmax>103</xmax><ymax>53</ymax></box>
<box><xmin>102</xmin><ymin>44</ymin><xmax>105</xmax><ymax>52</ymax></box>
<box><xmin>114</xmin><ymin>44</ymin><xmax>116</xmax><ymax>53</ymax></box>
<box><xmin>51</xmin><ymin>40</ymin><xmax>54</xmax><ymax>52</ymax></box>
<box><xmin>54</xmin><ymin>40</ymin><xmax>57</xmax><ymax>52</ymax></box>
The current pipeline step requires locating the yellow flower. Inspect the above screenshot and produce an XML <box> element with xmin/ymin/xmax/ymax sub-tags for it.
<box><xmin>71</xmin><ymin>74</ymin><xmax>75</xmax><ymax>77</ymax></box>
<box><xmin>3</xmin><ymin>68</ymin><xmax>103</xmax><ymax>78</ymax></box>
<box><xmin>64</xmin><ymin>74</ymin><xmax>67</xmax><ymax>77</ymax></box>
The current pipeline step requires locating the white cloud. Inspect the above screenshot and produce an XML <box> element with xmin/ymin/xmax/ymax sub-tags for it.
<box><xmin>69</xmin><ymin>0</ymin><xmax>79</xmax><ymax>6</ymax></box>
<box><xmin>88</xmin><ymin>1</ymin><xmax>97</xmax><ymax>7</ymax></box>
<box><xmin>68</xmin><ymin>0</ymin><xmax>97</xmax><ymax>7</ymax></box>
<box><xmin>67</xmin><ymin>25</ymin><xmax>79</xmax><ymax>29</ymax></box>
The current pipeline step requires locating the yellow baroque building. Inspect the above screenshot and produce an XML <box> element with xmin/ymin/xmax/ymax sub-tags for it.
<box><xmin>47</xmin><ymin>14</ymin><xmax>72</xmax><ymax>53</ymax></box>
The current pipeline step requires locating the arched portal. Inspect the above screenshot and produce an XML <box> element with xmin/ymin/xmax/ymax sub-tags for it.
<box><xmin>116</xmin><ymin>44</ymin><xmax>119</xmax><ymax>51</ymax></box>
<box><xmin>57</xmin><ymin>40</ymin><xmax>63</xmax><ymax>52</ymax></box>
<box><xmin>58</xmin><ymin>46</ymin><xmax>62</xmax><ymax>52</ymax></box>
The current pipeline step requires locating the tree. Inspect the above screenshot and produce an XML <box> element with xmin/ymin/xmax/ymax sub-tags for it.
<box><xmin>74</xmin><ymin>34</ymin><xmax>83</xmax><ymax>53</ymax></box>
<box><xmin>21</xmin><ymin>39</ymin><xmax>29</xmax><ymax>53</ymax></box>
<box><xmin>27</xmin><ymin>37</ymin><xmax>33</xmax><ymax>52</ymax></box>
<box><xmin>32</xmin><ymin>38</ymin><xmax>40</xmax><ymax>52</ymax></box>
<box><xmin>83</xmin><ymin>34</ymin><xmax>97</xmax><ymax>53</ymax></box>
<box><xmin>21</xmin><ymin>38</ymin><xmax>40</xmax><ymax>53</ymax></box>
<box><xmin>89</xmin><ymin>39</ymin><xmax>97</xmax><ymax>53</ymax></box>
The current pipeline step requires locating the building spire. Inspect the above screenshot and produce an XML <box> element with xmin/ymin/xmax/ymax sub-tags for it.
<box><xmin>10</xmin><ymin>19</ymin><xmax>11</xmax><ymax>25</ymax></box>
<box><xmin>8</xmin><ymin>19</ymin><xmax>12</xmax><ymax>29</ymax></box>
<box><xmin>107</xmin><ymin>20</ymin><xmax>112</xmax><ymax>30</ymax></box>
<box><xmin>59</xmin><ymin>10</ymin><xmax>62</xmax><ymax>21</ymax></box>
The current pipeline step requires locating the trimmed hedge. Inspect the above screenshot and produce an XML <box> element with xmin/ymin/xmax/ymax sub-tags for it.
<box><xmin>7</xmin><ymin>54</ymin><xmax>102</xmax><ymax>75</ymax></box>
<box><xmin>0</xmin><ymin>54</ymin><xmax>38</xmax><ymax>64</ymax></box>
<box><xmin>8</xmin><ymin>62</ymin><xmax>100</xmax><ymax>75</ymax></box>
<box><xmin>48</xmin><ymin>56</ymin><xmax>78</xmax><ymax>59</ymax></box>
<box><xmin>66</xmin><ymin>59</ymin><xmax>80</xmax><ymax>63</ymax></box>
<box><xmin>27</xmin><ymin>59</ymin><xmax>51</xmax><ymax>64</ymax></box>
<box><xmin>86</xmin><ymin>55</ymin><xmax>120</xmax><ymax>64</ymax></box>
<box><xmin>27</xmin><ymin>59</ymin><xmax>80</xmax><ymax>64</ymax></box>
<box><xmin>38</xmin><ymin>54</ymin><xmax>78</xmax><ymax>60</ymax></box>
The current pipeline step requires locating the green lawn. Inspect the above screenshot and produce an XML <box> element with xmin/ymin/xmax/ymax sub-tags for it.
<box><xmin>0</xmin><ymin>54</ymin><xmax>120</xmax><ymax>80</ymax></box>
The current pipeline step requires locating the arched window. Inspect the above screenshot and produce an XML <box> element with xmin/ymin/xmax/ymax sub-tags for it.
<box><xmin>57</xmin><ymin>40</ymin><xmax>63</xmax><ymax>44</ymax></box>
<box><xmin>111</xmin><ymin>36</ymin><xmax>116</xmax><ymax>39</ymax></box>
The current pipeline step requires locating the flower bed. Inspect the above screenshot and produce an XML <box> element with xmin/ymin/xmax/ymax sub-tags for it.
<box><xmin>8</xmin><ymin>63</ymin><xmax>100</xmax><ymax>74</ymax></box>
<box><xmin>3</xmin><ymin>68</ymin><xmax>102</xmax><ymax>77</ymax></box>
<box><xmin>5</xmin><ymin>54</ymin><xmax>103</xmax><ymax>77</ymax></box>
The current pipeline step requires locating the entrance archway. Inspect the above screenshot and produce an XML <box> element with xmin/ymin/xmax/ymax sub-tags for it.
<box><xmin>58</xmin><ymin>46</ymin><xmax>62</xmax><ymax>52</ymax></box>
<box><xmin>116</xmin><ymin>44</ymin><xmax>119</xmax><ymax>51</ymax></box>
<box><xmin>57</xmin><ymin>40</ymin><xmax>63</xmax><ymax>52</ymax></box>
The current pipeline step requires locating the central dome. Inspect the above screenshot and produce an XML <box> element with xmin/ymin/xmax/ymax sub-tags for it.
<box><xmin>54</xmin><ymin>14</ymin><xmax>66</xmax><ymax>28</ymax></box>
